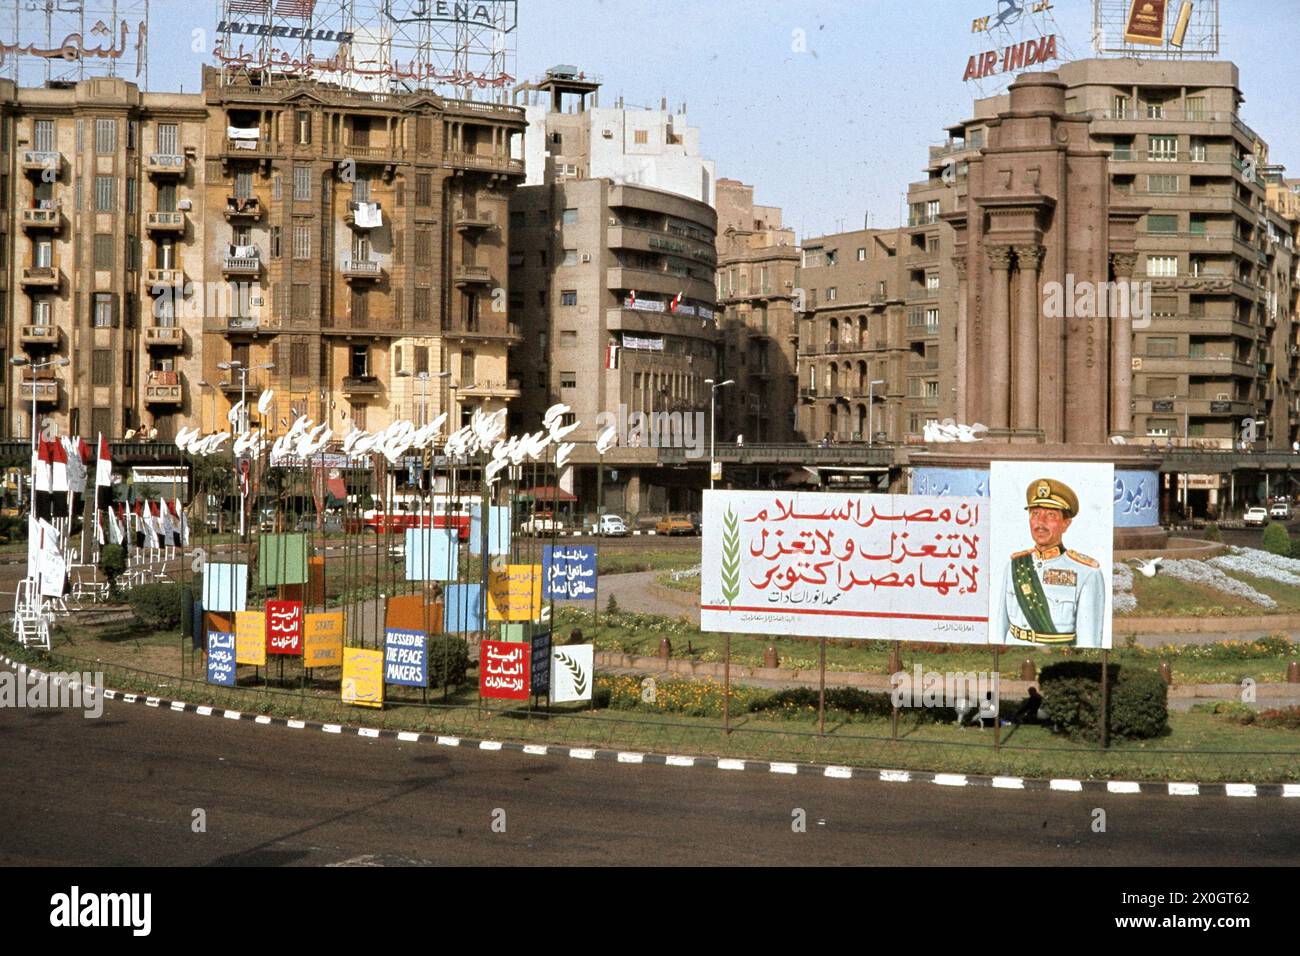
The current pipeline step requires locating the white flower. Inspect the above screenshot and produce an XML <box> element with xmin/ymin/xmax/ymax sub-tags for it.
<box><xmin>1112</xmin><ymin>563</ymin><xmax>1134</xmax><ymax>593</ymax></box>
<box><xmin>1113</xmin><ymin>591</ymin><xmax>1138</xmax><ymax>614</ymax></box>
<box><xmin>1159</xmin><ymin>558</ymin><xmax>1277</xmax><ymax>608</ymax></box>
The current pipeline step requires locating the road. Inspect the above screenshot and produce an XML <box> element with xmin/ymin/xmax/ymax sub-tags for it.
<box><xmin>2</xmin><ymin>681</ymin><xmax>1297</xmax><ymax>866</ymax></box>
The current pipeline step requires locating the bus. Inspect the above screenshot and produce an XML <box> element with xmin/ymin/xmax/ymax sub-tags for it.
<box><xmin>361</xmin><ymin>493</ymin><xmax>476</xmax><ymax>539</ymax></box>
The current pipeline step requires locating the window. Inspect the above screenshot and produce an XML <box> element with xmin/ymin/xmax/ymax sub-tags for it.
<box><xmin>415</xmin><ymin>173</ymin><xmax>433</xmax><ymax>207</ymax></box>
<box><xmin>633</xmin><ymin>130</ymin><xmax>647</xmax><ymax>145</ymax></box>
<box><xmin>157</xmin><ymin>123</ymin><xmax>178</xmax><ymax>155</ymax></box>
<box><xmin>1147</xmin><ymin>214</ymin><xmax>1177</xmax><ymax>234</ymax></box>
<box><xmin>296</xmin><ymin>111</ymin><xmax>311</xmax><ymax>145</ymax></box>
<box><xmin>1186</xmin><ymin>96</ymin><xmax>1205</xmax><ymax>120</ymax></box>
<box><xmin>93</xmin><ymin>234</ymin><xmax>113</xmax><ymax>270</ymax></box>
<box><xmin>93</xmin><ymin>293</ymin><xmax>114</xmax><ymax>327</ymax></box>
<box><xmin>925</xmin><ymin>308</ymin><xmax>940</xmax><ymax>332</ymax></box>
<box><xmin>1147</xmin><ymin>337</ymin><xmax>1177</xmax><ymax>357</ymax></box>
<box><xmin>290</xmin><ymin>341</ymin><xmax>309</xmax><ymax>377</ymax></box>
<box><xmin>561</xmin><ymin>249</ymin><xmax>578</xmax><ymax>266</ymax></box>
<box><xmin>95</xmin><ymin>118</ymin><xmax>116</xmax><ymax>154</ymax></box>
<box><xmin>271</xmin><ymin>226</ymin><xmax>281</xmax><ymax>259</ymax></box>
<box><xmin>560</xmin><ymin>371</ymin><xmax>576</xmax><ymax>389</ymax></box>
<box><xmin>350</xmin><ymin>345</ymin><xmax>369</xmax><ymax>377</ymax></box>
<box><xmin>826</xmin><ymin>287</ymin><xmax>837</xmax><ymax>301</ymax></box>
<box><xmin>127</xmin><ymin>120</ymin><xmax>138</xmax><ymax>150</ymax></box>
<box><xmin>293</xmin><ymin>165</ymin><xmax>311</xmax><ymax>201</ymax></box>
<box><xmin>1188</xmin><ymin>214</ymin><xmax>1208</xmax><ymax>236</ymax></box>
<box><xmin>92</xmin><ymin>350</ymin><xmax>113</xmax><ymax>386</ymax></box>
<box><xmin>1112</xmin><ymin>137</ymin><xmax>1134</xmax><ymax>161</ymax></box>
<box><xmin>127</xmin><ymin>177</ymin><xmax>139</xmax><ymax>213</ymax></box>
<box><xmin>1148</xmin><ymin>135</ymin><xmax>1177</xmax><ymax>161</ymax></box>
<box><xmin>1147</xmin><ymin>174</ymin><xmax>1178</xmax><ymax>194</ymax></box>
<box><xmin>460</xmin><ymin>350</ymin><xmax>474</xmax><ymax>382</ymax></box>
<box><xmin>826</xmin><ymin>250</ymin><xmax>838</xmax><ymax>266</ymax></box>
<box><xmin>350</xmin><ymin>289</ymin><xmax>369</xmax><ymax>327</ymax></box>
<box><xmin>293</xmin><ymin>222</ymin><xmax>311</xmax><ymax>259</ymax></box>
<box><xmin>1146</xmin><ymin>100</ymin><xmax>1165</xmax><ymax>119</ymax></box>
<box><xmin>926</xmin><ymin>273</ymin><xmax>940</xmax><ymax>294</ymax></box>
<box><xmin>1147</xmin><ymin>255</ymin><xmax>1178</xmax><ymax>277</ymax></box>
<box><xmin>234</xmin><ymin>170</ymin><xmax>253</xmax><ymax>200</ymax></box>
<box><xmin>562</xmin><ymin>208</ymin><xmax>578</xmax><ymax>225</ymax></box>
<box><xmin>352</xmin><ymin>405</ymin><xmax>368</xmax><ymax>430</ymax></box>
<box><xmin>1189</xmin><ymin>137</ymin><xmax>1207</xmax><ymax>162</ymax></box>
<box><xmin>559</xmin><ymin>330</ymin><xmax>577</xmax><ymax>347</ymax></box>
<box><xmin>34</xmin><ymin>238</ymin><xmax>52</xmax><ymax>267</ymax></box>
<box><xmin>415</xmin><ymin>228</ymin><xmax>433</xmax><ymax>266</ymax></box>
<box><xmin>292</xmin><ymin>283</ymin><xmax>310</xmax><ymax>320</ymax></box>
<box><xmin>91</xmin><ymin>408</ymin><xmax>111</xmax><ymax>440</ymax></box>
<box><xmin>1112</xmin><ymin>94</ymin><xmax>1129</xmax><ymax>118</ymax></box>
<box><xmin>95</xmin><ymin>176</ymin><xmax>114</xmax><ymax>211</ymax></box>
<box><xmin>857</xmin><ymin>248</ymin><xmax>866</xmax><ymax>261</ymax></box>
<box><xmin>353</xmin><ymin>177</ymin><xmax>370</xmax><ymax>203</ymax></box>
<box><xmin>33</xmin><ymin>119</ymin><xmax>54</xmax><ymax>153</ymax></box>
<box><xmin>561</xmin><ymin>290</ymin><xmax>577</xmax><ymax>306</ymax></box>
<box><xmin>32</xmin><ymin>298</ymin><xmax>51</xmax><ymax>325</ymax></box>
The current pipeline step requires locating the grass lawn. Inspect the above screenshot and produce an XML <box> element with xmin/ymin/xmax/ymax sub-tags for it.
<box><xmin>1124</xmin><ymin>566</ymin><xmax>1300</xmax><ymax>616</ymax></box>
<box><xmin>7</xmin><ymin>634</ymin><xmax>1296</xmax><ymax>783</ymax></box>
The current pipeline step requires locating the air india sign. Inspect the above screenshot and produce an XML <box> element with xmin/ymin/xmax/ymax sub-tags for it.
<box><xmin>963</xmin><ymin>33</ymin><xmax>1058</xmax><ymax>81</ymax></box>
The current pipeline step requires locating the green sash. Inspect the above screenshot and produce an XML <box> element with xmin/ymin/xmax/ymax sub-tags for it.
<box><xmin>1011</xmin><ymin>552</ymin><xmax>1059</xmax><ymax>635</ymax></box>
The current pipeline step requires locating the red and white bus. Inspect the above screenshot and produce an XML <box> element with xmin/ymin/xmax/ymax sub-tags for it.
<box><xmin>361</xmin><ymin>494</ymin><xmax>475</xmax><ymax>538</ymax></box>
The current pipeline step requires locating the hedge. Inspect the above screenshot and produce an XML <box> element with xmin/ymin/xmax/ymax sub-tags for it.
<box><xmin>1039</xmin><ymin>661</ymin><xmax>1168</xmax><ymax>741</ymax></box>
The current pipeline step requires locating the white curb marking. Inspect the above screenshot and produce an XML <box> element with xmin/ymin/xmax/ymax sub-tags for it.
<box><xmin>287</xmin><ymin>719</ymin><xmax>306</xmax><ymax>729</ymax></box>
<box><xmin>769</xmin><ymin>762</ymin><xmax>798</xmax><ymax>775</ymax></box>
<box><xmin>617</xmin><ymin>752</ymin><xmax>644</xmax><ymax>764</ymax></box>
<box><xmin>1283</xmin><ymin>784</ymin><xmax>1300</xmax><ymax>798</ymax></box>
<box><xmin>1167</xmin><ymin>783</ymin><xmax>1199</xmax><ymax>796</ymax></box>
<box><xmin>824</xmin><ymin>766</ymin><xmax>853</xmax><ymax>779</ymax></box>
<box><xmin>666</xmin><ymin>755</ymin><xmax>695</xmax><ymax>767</ymax></box>
<box><xmin>569</xmin><ymin>748</ymin><xmax>596</xmax><ymax>760</ymax></box>
<box><xmin>145</xmin><ymin>697</ymin><xmax>160</xmax><ymax>708</ymax></box>
<box><xmin>717</xmin><ymin>758</ymin><xmax>746</xmax><ymax>771</ymax></box>
<box><xmin>1226</xmin><ymin>783</ymin><xmax>1257</xmax><ymax>798</ymax></box>
<box><xmin>880</xmin><ymin>770</ymin><xmax>911</xmax><ymax>783</ymax></box>
<box><xmin>1107</xmin><ymin>781</ymin><xmax>1141</xmax><ymax>794</ymax></box>
<box><xmin>479</xmin><ymin>740</ymin><xmax>502</xmax><ymax>751</ymax></box>
<box><xmin>223</xmin><ymin>710</ymin><xmax>241</xmax><ymax>720</ymax></box>
<box><xmin>1050</xmin><ymin>779</ymin><xmax>1082</xmax><ymax>792</ymax></box>
<box><xmin>522</xmin><ymin>744</ymin><xmax>548</xmax><ymax>755</ymax></box>
<box><xmin>436</xmin><ymin>736</ymin><xmax>460</xmax><ymax>747</ymax></box>
<box><xmin>195</xmin><ymin>705</ymin><xmax>213</xmax><ymax>716</ymax></box>
<box><xmin>358</xmin><ymin>728</ymin><xmax>380</xmax><ymax>738</ymax></box>
<box><xmin>170</xmin><ymin>701</ymin><xmax>186</xmax><ymax>712</ymax></box>
<box><xmin>397</xmin><ymin>732</ymin><xmax>420</xmax><ymax>743</ymax></box>
<box><xmin>254</xmin><ymin>715</ymin><xmax>272</xmax><ymax>725</ymax></box>
<box><xmin>322</xmin><ymin>724</ymin><xmax>342</xmax><ymax>734</ymax></box>
<box><xmin>934</xmin><ymin>773</ymin><xmax>968</xmax><ymax>787</ymax></box>
<box><xmin>992</xmin><ymin>776</ymin><xmax>1025</xmax><ymax>790</ymax></box>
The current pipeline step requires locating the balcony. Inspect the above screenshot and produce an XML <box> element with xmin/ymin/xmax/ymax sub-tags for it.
<box><xmin>344</xmin><ymin>201</ymin><xmax>383</xmax><ymax>230</ymax></box>
<box><xmin>441</xmin><ymin>320</ymin><xmax>522</xmax><ymax>343</ymax></box>
<box><xmin>20</xmin><ymin>265</ymin><xmax>60</xmax><ymax>290</ymax></box>
<box><xmin>443</xmin><ymin>151</ymin><xmax>525</xmax><ymax>177</ymax></box>
<box><xmin>342</xmin><ymin>375</ymin><xmax>382</xmax><ymax>395</ymax></box>
<box><xmin>342</xmin><ymin>259</ymin><xmax>382</xmax><ymax>282</ymax></box>
<box><xmin>454</xmin><ymin>208</ymin><xmax>496</xmax><ymax>233</ymax></box>
<box><xmin>222</xmin><ymin>254</ymin><xmax>262</xmax><ymax>278</ymax></box>
<box><xmin>459</xmin><ymin>379</ymin><xmax>522</xmax><ymax>399</ymax></box>
<box><xmin>21</xmin><ymin>151</ymin><xmax>61</xmax><ymax>176</ymax></box>
<box><xmin>20</xmin><ymin>207</ymin><xmax>62</xmax><ymax>232</ymax></box>
<box><xmin>453</xmin><ymin>264</ymin><xmax>492</xmax><ymax>287</ymax></box>
<box><xmin>220</xmin><ymin>378</ymin><xmax>265</xmax><ymax>396</ymax></box>
<box><xmin>20</xmin><ymin>379</ymin><xmax>59</xmax><ymax>404</ymax></box>
<box><xmin>145</xmin><ymin>153</ymin><xmax>186</xmax><ymax>176</ymax></box>
<box><xmin>143</xmin><ymin>325</ymin><xmax>184</xmax><ymax>348</ymax></box>
<box><xmin>144</xmin><ymin>383</ymin><xmax>183</xmax><ymax>406</ymax></box>
<box><xmin>146</xmin><ymin>211</ymin><xmax>185</xmax><ymax>234</ymax></box>
<box><xmin>145</xmin><ymin>268</ymin><xmax>185</xmax><ymax>290</ymax></box>
<box><xmin>19</xmin><ymin>325</ymin><xmax>60</xmax><ymax>347</ymax></box>
<box><xmin>224</xmin><ymin>196</ymin><xmax>262</xmax><ymax>222</ymax></box>
<box><xmin>800</xmin><ymin>387</ymin><xmax>817</xmax><ymax>401</ymax></box>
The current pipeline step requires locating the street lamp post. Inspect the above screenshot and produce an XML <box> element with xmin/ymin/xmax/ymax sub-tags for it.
<box><xmin>10</xmin><ymin>356</ymin><xmax>70</xmax><ymax>451</ymax></box>
<box><xmin>705</xmin><ymin>378</ymin><xmax>735</xmax><ymax>490</ymax></box>
<box><xmin>867</xmin><ymin>379</ymin><xmax>886</xmax><ymax>447</ymax></box>
<box><xmin>217</xmin><ymin>360</ymin><xmax>274</xmax><ymax>538</ymax></box>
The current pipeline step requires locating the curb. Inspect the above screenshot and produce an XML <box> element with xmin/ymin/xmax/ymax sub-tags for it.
<box><xmin>4</xmin><ymin>652</ymin><xmax>1297</xmax><ymax>800</ymax></box>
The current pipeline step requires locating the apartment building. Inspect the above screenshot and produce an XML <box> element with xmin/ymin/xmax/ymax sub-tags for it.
<box><xmin>714</xmin><ymin>179</ymin><xmax>799</xmax><ymax>443</ymax></box>
<box><xmin>0</xmin><ymin>76</ymin><xmax>208</xmax><ymax>440</ymax></box>
<box><xmin>200</xmin><ymin>67</ymin><xmax>527</xmax><ymax>436</ymax></box>
<box><xmin>884</xmin><ymin>58</ymin><xmax>1294</xmax><ymax>449</ymax></box>
<box><xmin>794</xmin><ymin>228</ymin><xmax>909</xmax><ymax>442</ymax></box>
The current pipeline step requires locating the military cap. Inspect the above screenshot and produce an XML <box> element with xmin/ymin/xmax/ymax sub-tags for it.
<box><xmin>1024</xmin><ymin>477</ymin><xmax>1079</xmax><ymax>518</ymax></box>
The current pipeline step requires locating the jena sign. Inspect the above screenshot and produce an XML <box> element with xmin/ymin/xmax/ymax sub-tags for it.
<box><xmin>384</xmin><ymin>1</ymin><xmax>517</xmax><ymax>30</ymax></box>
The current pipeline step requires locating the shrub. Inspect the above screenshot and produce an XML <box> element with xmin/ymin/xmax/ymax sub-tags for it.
<box><xmin>606</xmin><ymin>592</ymin><xmax>619</xmax><ymax>613</ymax></box>
<box><xmin>426</xmin><ymin>635</ymin><xmax>469</xmax><ymax>688</ymax></box>
<box><xmin>127</xmin><ymin>582</ymin><xmax>185</xmax><ymax>630</ymax></box>
<box><xmin>1289</xmin><ymin>538</ymin><xmax>1300</xmax><ymax>560</ymax></box>
<box><xmin>1262</xmin><ymin>521</ymin><xmax>1291</xmax><ymax>557</ymax></box>
<box><xmin>1203</xmin><ymin>523</ymin><xmax>1222</xmax><ymax>542</ymax></box>
<box><xmin>99</xmin><ymin>544</ymin><xmax>127</xmax><ymax>598</ymax></box>
<box><xmin>1039</xmin><ymin>661</ymin><xmax>1168</xmax><ymax>742</ymax></box>
<box><xmin>1252</xmin><ymin>706</ymin><xmax>1300</xmax><ymax>730</ymax></box>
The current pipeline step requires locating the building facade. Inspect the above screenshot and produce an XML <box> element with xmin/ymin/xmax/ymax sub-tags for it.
<box><xmin>714</xmin><ymin>178</ymin><xmax>800</xmax><ymax>443</ymax></box>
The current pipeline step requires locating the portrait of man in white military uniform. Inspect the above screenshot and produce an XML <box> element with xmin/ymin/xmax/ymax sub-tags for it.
<box><xmin>992</xmin><ymin>477</ymin><xmax>1107</xmax><ymax>648</ymax></box>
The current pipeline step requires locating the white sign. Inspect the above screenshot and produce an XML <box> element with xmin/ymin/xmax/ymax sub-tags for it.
<box><xmin>989</xmin><ymin>461</ymin><xmax>1114</xmax><ymax>650</ymax></box>
<box><xmin>550</xmin><ymin>644</ymin><xmax>593</xmax><ymax>703</ymax></box>
<box><xmin>700</xmin><ymin>490</ymin><xmax>989</xmax><ymax>643</ymax></box>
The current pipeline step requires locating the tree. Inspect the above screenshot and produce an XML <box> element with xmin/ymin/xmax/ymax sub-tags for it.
<box><xmin>1262</xmin><ymin>521</ymin><xmax>1291</xmax><ymax>557</ymax></box>
<box><xmin>100</xmin><ymin>544</ymin><xmax>127</xmax><ymax>599</ymax></box>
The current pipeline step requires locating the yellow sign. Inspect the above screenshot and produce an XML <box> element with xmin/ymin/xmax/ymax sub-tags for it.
<box><xmin>1124</xmin><ymin>0</ymin><xmax>1167</xmax><ymax>46</ymax></box>
<box><xmin>303</xmin><ymin>612</ymin><xmax>345</xmax><ymax>668</ymax></box>
<box><xmin>487</xmin><ymin>564</ymin><xmax>543</xmax><ymax>622</ymax></box>
<box><xmin>342</xmin><ymin>647</ymin><xmax>384</xmax><ymax>709</ymax></box>
<box><xmin>234</xmin><ymin>610</ymin><xmax>266</xmax><ymax>666</ymax></box>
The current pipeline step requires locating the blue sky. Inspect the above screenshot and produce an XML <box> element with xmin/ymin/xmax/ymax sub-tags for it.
<box><xmin>84</xmin><ymin>0</ymin><xmax>1300</xmax><ymax>237</ymax></box>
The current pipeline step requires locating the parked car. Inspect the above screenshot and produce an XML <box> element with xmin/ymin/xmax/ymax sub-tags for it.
<box><xmin>1270</xmin><ymin>502</ymin><xmax>1292</xmax><ymax>520</ymax></box>
<box><xmin>688</xmin><ymin>512</ymin><xmax>702</xmax><ymax>534</ymax></box>
<box><xmin>655</xmin><ymin>514</ymin><xmax>696</xmax><ymax>536</ymax></box>
<box><xmin>520</xmin><ymin>513</ymin><xmax>563</xmax><ymax>536</ymax></box>
<box><xmin>592</xmin><ymin>514</ymin><xmax>628</xmax><ymax>537</ymax></box>
<box><xmin>1244</xmin><ymin>506</ymin><xmax>1269</xmax><ymax>527</ymax></box>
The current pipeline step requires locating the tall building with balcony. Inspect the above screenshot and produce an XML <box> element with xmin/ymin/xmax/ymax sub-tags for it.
<box><xmin>714</xmin><ymin>179</ymin><xmax>800</xmax><ymax>443</ymax></box>
<box><xmin>200</xmin><ymin>66</ymin><xmax>526</xmax><ymax>435</ymax></box>
<box><xmin>794</xmin><ymin>228</ymin><xmax>909</xmax><ymax>442</ymax></box>
<box><xmin>0</xmin><ymin>76</ymin><xmax>208</xmax><ymax>440</ymax></box>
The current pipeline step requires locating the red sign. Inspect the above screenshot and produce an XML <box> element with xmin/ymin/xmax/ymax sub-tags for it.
<box><xmin>479</xmin><ymin>640</ymin><xmax>529</xmax><ymax>700</ymax></box>
<box><xmin>265</xmin><ymin>600</ymin><xmax>303</xmax><ymax>655</ymax></box>
<box><xmin>963</xmin><ymin>34</ymin><xmax>1058</xmax><ymax>81</ymax></box>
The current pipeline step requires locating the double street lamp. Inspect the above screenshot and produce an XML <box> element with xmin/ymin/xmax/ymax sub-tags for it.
<box><xmin>10</xmin><ymin>355</ymin><xmax>70</xmax><ymax>451</ymax></box>
<box><xmin>217</xmin><ymin>360</ymin><xmax>275</xmax><ymax>433</ymax></box>
<box><xmin>705</xmin><ymin>378</ymin><xmax>735</xmax><ymax>490</ymax></box>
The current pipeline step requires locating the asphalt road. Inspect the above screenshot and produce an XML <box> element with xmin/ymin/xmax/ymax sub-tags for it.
<box><xmin>2</xmin><ymin>683</ymin><xmax>1298</xmax><ymax>866</ymax></box>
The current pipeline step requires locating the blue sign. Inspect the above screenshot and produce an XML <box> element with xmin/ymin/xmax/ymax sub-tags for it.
<box><xmin>911</xmin><ymin>465</ymin><xmax>1161</xmax><ymax>526</ymax></box>
<box><xmin>443</xmin><ymin>583</ymin><xmax>485</xmax><ymax>633</ymax></box>
<box><xmin>530</xmin><ymin>630</ymin><xmax>552</xmax><ymax>697</ymax></box>
<box><xmin>542</xmin><ymin>545</ymin><xmax>597</xmax><ymax>600</ymax></box>
<box><xmin>384</xmin><ymin>629</ymin><xmax>428</xmax><ymax>687</ymax></box>
<box><xmin>405</xmin><ymin>528</ymin><xmax>457</xmax><ymax>581</ymax></box>
<box><xmin>207</xmin><ymin>631</ymin><xmax>236</xmax><ymax>687</ymax></box>
<box><xmin>469</xmin><ymin>503</ymin><xmax>511</xmax><ymax>556</ymax></box>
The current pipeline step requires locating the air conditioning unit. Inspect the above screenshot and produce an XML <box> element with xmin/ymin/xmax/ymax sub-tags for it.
<box><xmin>609</xmin><ymin>217</ymin><xmax>617</xmax><ymax>226</ymax></box>
<box><xmin>1216</xmin><ymin>393</ymin><xmax>1231</xmax><ymax>401</ymax></box>
<box><xmin>1131</xmin><ymin>357</ymin><xmax>1143</xmax><ymax>370</ymax></box>
<box><xmin>580</xmin><ymin>253</ymin><xmax>592</xmax><ymax>263</ymax></box>
<box><xmin>602</xmin><ymin>129</ymin><xmax>613</xmax><ymax>139</ymax></box>
<box><xmin>177</xmin><ymin>199</ymin><xmax>192</xmax><ymax>211</ymax></box>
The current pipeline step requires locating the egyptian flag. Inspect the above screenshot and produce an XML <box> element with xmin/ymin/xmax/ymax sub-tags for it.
<box><xmin>627</xmin><ymin>289</ymin><xmax>637</xmax><ymax>308</ymax></box>
<box><xmin>95</xmin><ymin>434</ymin><xmax>114</xmax><ymax>508</ymax></box>
<box><xmin>669</xmin><ymin>291</ymin><xmax>683</xmax><ymax>313</ymax></box>
<box><xmin>605</xmin><ymin>342</ymin><xmax>620</xmax><ymax>370</ymax></box>
<box><xmin>33</xmin><ymin>439</ymin><xmax>54</xmax><ymax>521</ymax></box>
<box><xmin>94</xmin><ymin>511</ymin><xmax>106</xmax><ymax>548</ymax></box>
<box><xmin>107</xmin><ymin>505</ymin><xmax>124</xmax><ymax>547</ymax></box>
<box><xmin>133</xmin><ymin>501</ymin><xmax>145</xmax><ymax>549</ymax></box>
<box><xmin>174</xmin><ymin>496</ymin><xmax>190</xmax><ymax>547</ymax></box>
<box><xmin>142</xmin><ymin>501</ymin><xmax>161</xmax><ymax>551</ymax></box>
<box><xmin>159</xmin><ymin>497</ymin><xmax>178</xmax><ymax>546</ymax></box>
<box><xmin>50</xmin><ymin>438</ymin><xmax>69</xmax><ymax>517</ymax></box>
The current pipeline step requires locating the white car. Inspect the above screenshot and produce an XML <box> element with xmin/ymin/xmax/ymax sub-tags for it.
<box><xmin>593</xmin><ymin>514</ymin><xmax>628</xmax><ymax>537</ymax></box>
<box><xmin>1270</xmin><ymin>502</ymin><xmax>1292</xmax><ymax>520</ymax></box>
<box><xmin>1244</xmin><ymin>507</ymin><xmax>1269</xmax><ymax>527</ymax></box>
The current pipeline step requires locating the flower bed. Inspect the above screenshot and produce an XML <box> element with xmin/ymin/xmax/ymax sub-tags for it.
<box><xmin>1211</xmin><ymin>546</ymin><xmax>1300</xmax><ymax>586</ymax></box>
<box><xmin>1158</xmin><ymin>558</ymin><xmax>1277</xmax><ymax>608</ymax></box>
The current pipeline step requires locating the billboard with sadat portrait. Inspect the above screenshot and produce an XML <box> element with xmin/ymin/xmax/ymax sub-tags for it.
<box><xmin>700</xmin><ymin>490</ymin><xmax>989</xmax><ymax>643</ymax></box>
